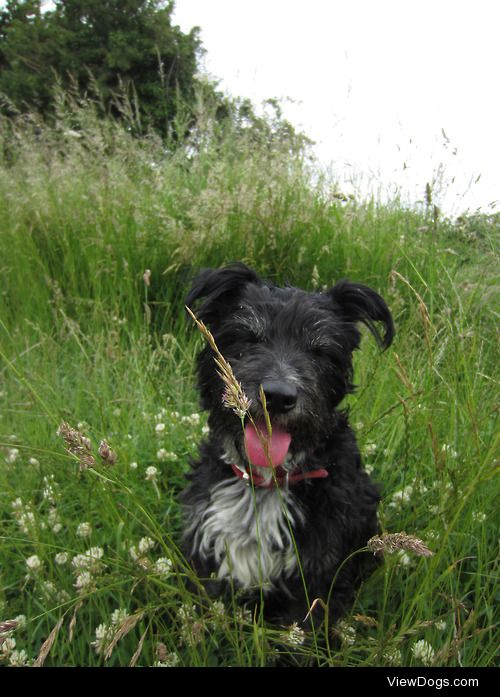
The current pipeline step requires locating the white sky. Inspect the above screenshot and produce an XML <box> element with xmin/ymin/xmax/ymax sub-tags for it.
<box><xmin>173</xmin><ymin>0</ymin><xmax>500</xmax><ymax>217</ymax></box>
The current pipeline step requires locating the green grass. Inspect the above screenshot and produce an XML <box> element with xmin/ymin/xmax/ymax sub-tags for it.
<box><xmin>0</xmin><ymin>96</ymin><xmax>498</xmax><ymax>667</ymax></box>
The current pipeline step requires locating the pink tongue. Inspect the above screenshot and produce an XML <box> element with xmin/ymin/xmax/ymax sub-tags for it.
<box><xmin>244</xmin><ymin>423</ymin><xmax>292</xmax><ymax>468</ymax></box>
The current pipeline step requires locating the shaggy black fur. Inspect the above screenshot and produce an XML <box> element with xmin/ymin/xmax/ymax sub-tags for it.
<box><xmin>181</xmin><ymin>263</ymin><xmax>394</xmax><ymax>626</ymax></box>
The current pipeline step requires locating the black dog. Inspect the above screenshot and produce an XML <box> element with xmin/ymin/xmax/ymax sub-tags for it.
<box><xmin>181</xmin><ymin>263</ymin><xmax>394</xmax><ymax>626</ymax></box>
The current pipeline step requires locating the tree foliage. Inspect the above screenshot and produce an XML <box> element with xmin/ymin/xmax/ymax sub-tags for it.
<box><xmin>0</xmin><ymin>0</ymin><xmax>202</xmax><ymax>134</ymax></box>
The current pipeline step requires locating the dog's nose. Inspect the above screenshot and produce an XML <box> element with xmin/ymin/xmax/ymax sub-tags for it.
<box><xmin>260</xmin><ymin>381</ymin><xmax>298</xmax><ymax>414</ymax></box>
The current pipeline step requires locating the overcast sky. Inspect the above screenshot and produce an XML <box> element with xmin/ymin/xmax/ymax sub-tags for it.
<box><xmin>173</xmin><ymin>0</ymin><xmax>500</xmax><ymax>217</ymax></box>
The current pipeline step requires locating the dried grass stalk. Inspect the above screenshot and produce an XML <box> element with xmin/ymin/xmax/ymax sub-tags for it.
<box><xmin>57</xmin><ymin>421</ymin><xmax>96</xmax><ymax>470</ymax></box>
<box><xmin>33</xmin><ymin>616</ymin><xmax>64</xmax><ymax>667</ymax></box>
<box><xmin>104</xmin><ymin>611</ymin><xmax>144</xmax><ymax>661</ymax></box>
<box><xmin>186</xmin><ymin>306</ymin><xmax>252</xmax><ymax>419</ymax></box>
<box><xmin>367</xmin><ymin>532</ymin><xmax>433</xmax><ymax>557</ymax></box>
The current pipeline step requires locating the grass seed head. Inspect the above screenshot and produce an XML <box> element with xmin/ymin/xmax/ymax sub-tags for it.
<box><xmin>367</xmin><ymin>532</ymin><xmax>433</xmax><ymax>557</ymax></box>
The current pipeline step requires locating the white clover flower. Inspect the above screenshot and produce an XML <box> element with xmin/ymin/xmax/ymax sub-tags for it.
<box><xmin>279</xmin><ymin>621</ymin><xmax>306</xmax><ymax>646</ymax></box>
<box><xmin>14</xmin><ymin>615</ymin><xmax>26</xmax><ymax>630</ymax></box>
<box><xmin>138</xmin><ymin>537</ymin><xmax>155</xmax><ymax>555</ymax></box>
<box><xmin>74</xmin><ymin>571</ymin><xmax>94</xmax><ymax>592</ymax></box>
<box><xmin>1</xmin><ymin>636</ymin><xmax>16</xmax><ymax>656</ymax></box>
<box><xmin>29</xmin><ymin>457</ymin><xmax>40</xmax><ymax>468</ymax></box>
<box><xmin>396</xmin><ymin>550</ymin><xmax>412</xmax><ymax>567</ymax></box>
<box><xmin>337</xmin><ymin>621</ymin><xmax>356</xmax><ymax>646</ymax></box>
<box><xmin>25</xmin><ymin>555</ymin><xmax>43</xmax><ymax>573</ymax></box>
<box><xmin>11</xmin><ymin>497</ymin><xmax>24</xmax><ymax>512</ymax></box>
<box><xmin>42</xmin><ymin>475</ymin><xmax>57</xmax><ymax>503</ymax></box>
<box><xmin>157</xmin><ymin>449</ymin><xmax>177</xmax><ymax>462</ymax></box>
<box><xmin>389</xmin><ymin>485</ymin><xmax>414</xmax><ymax>508</ymax></box>
<box><xmin>9</xmin><ymin>649</ymin><xmax>29</xmax><ymax>666</ymax></box>
<box><xmin>412</xmin><ymin>639</ymin><xmax>435</xmax><ymax>665</ymax></box>
<box><xmin>76</xmin><ymin>522</ymin><xmax>92</xmax><ymax>538</ymax></box>
<box><xmin>202</xmin><ymin>425</ymin><xmax>210</xmax><ymax>435</ymax></box>
<box><xmin>472</xmin><ymin>511</ymin><xmax>486</xmax><ymax>523</ymax></box>
<box><xmin>91</xmin><ymin>623</ymin><xmax>113</xmax><ymax>655</ymax></box>
<box><xmin>111</xmin><ymin>608</ymin><xmax>129</xmax><ymax>626</ymax></box>
<box><xmin>155</xmin><ymin>653</ymin><xmax>180</xmax><ymax>667</ymax></box>
<box><xmin>154</xmin><ymin>557</ymin><xmax>173</xmax><ymax>577</ymax></box>
<box><xmin>435</xmin><ymin>620</ymin><xmax>447</xmax><ymax>631</ymax></box>
<box><xmin>5</xmin><ymin>448</ymin><xmax>20</xmax><ymax>463</ymax></box>
<box><xmin>383</xmin><ymin>648</ymin><xmax>403</xmax><ymax>666</ymax></box>
<box><xmin>48</xmin><ymin>507</ymin><xmax>62</xmax><ymax>533</ymax></box>
<box><xmin>363</xmin><ymin>442</ymin><xmax>377</xmax><ymax>456</ymax></box>
<box><xmin>145</xmin><ymin>466</ymin><xmax>158</xmax><ymax>481</ymax></box>
<box><xmin>441</xmin><ymin>444</ymin><xmax>458</xmax><ymax>459</ymax></box>
<box><xmin>129</xmin><ymin>461</ymin><xmax>138</xmax><ymax>470</ymax></box>
<box><xmin>155</xmin><ymin>423</ymin><xmax>166</xmax><ymax>434</ymax></box>
<box><xmin>40</xmin><ymin>580</ymin><xmax>58</xmax><ymax>598</ymax></box>
<box><xmin>177</xmin><ymin>603</ymin><xmax>204</xmax><ymax>648</ymax></box>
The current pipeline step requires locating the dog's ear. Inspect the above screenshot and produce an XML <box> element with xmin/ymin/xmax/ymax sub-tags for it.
<box><xmin>186</xmin><ymin>263</ymin><xmax>261</xmax><ymax>325</ymax></box>
<box><xmin>327</xmin><ymin>280</ymin><xmax>394</xmax><ymax>350</ymax></box>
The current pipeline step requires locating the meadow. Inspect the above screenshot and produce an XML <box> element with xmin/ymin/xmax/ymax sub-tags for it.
<box><xmin>0</xmin><ymin>95</ymin><xmax>498</xmax><ymax>667</ymax></box>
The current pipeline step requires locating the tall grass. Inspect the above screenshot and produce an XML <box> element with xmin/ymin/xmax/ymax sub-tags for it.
<box><xmin>0</xmin><ymin>93</ymin><xmax>498</xmax><ymax>667</ymax></box>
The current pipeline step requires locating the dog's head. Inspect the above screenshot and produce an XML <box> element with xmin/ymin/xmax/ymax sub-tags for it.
<box><xmin>186</xmin><ymin>263</ymin><xmax>394</xmax><ymax>469</ymax></box>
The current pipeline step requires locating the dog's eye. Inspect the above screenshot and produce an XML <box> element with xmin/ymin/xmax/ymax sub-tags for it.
<box><xmin>308</xmin><ymin>335</ymin><xmax>340</xmax><ymax>356</ymax></box>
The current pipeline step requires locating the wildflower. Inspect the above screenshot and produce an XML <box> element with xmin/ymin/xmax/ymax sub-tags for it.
<box><xmin>383</xmin><ymin>647</ymin><xmax>402</xmax><ymax>666</ymax></box>
<box><xmin>412</xmin><ymin>639</ymin><xmax>435</xmax><ymax>665</ymax></box>
<box><xmin>76</xmin><ymin>522</ymin><xmax>92</xmax><ymax>538</ymax></box>
<box><xmin>154</xmin><ymin>557</ymin><xmax>173</xmax><ymax>577</ymax></box>
<box><xmin>388</xmin><ymin>485</ymin><xmax>414</xmax><ymax>508</ymax></box>
<box><xmin>155</xmin><ymin>652</ymin><xmax>180</xmax><ymax>667</ymax></box>
<box><xmin>138</xmin><ymin>537</ymin><xmax>155</xmax><ymax>555</ymax></box>
<box><xmin>472</xmin><ymin>511</ymin><xmax>486</xmax><ymax>523</ymax></box>
<box><xmin>280</xmin><ymin>622</ymin><xmax>306</xmax><ymax>646</ymax></box>
<box><xmin>157</xmin><ymin>449</ymin><xmax>177</xmax><ymax>462</ymax></box>
<box><xmin>336</xmin><ymin>621</ymin><xmax>356</xmax><ymax>646</ymax></box>
<box><xmin>74</xmin><ymin>571</ymin><xmax>95</xmax><ymax>593</ymax></box>
<box><xmin>178</xmin><ymin>603</ymin><xmax>204</xmax><ymax>647</ymax></box>
<box><xmin>441</xmin><ymin>443</ymin><xmax>458</xmax><ymax>459</ymax></box>
<box><xmin>48</xmin><ymin>507</ymin><xmax>62</xmax><ymax>533</ymax></box>
<box><xmin>11</xmin><ymin>498</ymin><xmax>37</xmax><ymax>535</ymax></box>
<box><xmin>363</xmin><ymin>442</ymin><xmax>377</xmax><ymax>456</ymax></box>
<box><xmin>29</xmin><ymin>457</ymin><xmax>40</xmax><ymax>468</ymax></box>
<box><xmin>9</xmin><ymin>649</ymin><xmax>30</xmax><ymax>666</ymax></box>
<box><xmin>129</xmin><ymin>461</ymin><xmax>138</xmax><ymax>470</ymax></box>
<box><xmin>145</xmin><ymin>466</ymin><xmax>158</xmax><ymax>481</ymax></box>
<box><xmin>5</xmin><ymin>448</ymin><xmax>19</xmax><ymax>463</ymax></box>
<box><xmin>1</xmin><ymin>636</ymin><xmax>16</xmax><ymax>657</ymax></box>
<box><xmin>72</xmin><ymin>547</ymin><xmax>105</xmax><ymax>574</ymax></box>
<box><xmin>155</xmin><ymin>423</ymin><xmax>166</xmax><ymax>434</ymax></box>
<box><xmin>396</xmin><ymin>550</ymin><xmax>412</xmax><ymax>567</ymax></box>
<box><xmin>14</xmin><ymin>615</ymin><xmax>26</xmax><ymax>630</ymax></box>
<box><xmin>367</xmin><ymin>533</ymin><xmax>433</xmax><ymax>558</ymax></box>
<box><xmin>435</xmin><ymin>620</ymin><xmax>447</xmax><ymax>631</ymax></box>
<box><xmin>181</xmin><ymin>413</ymin><xmax>201</xmax><ymax>426</ymax></box>
<box><xmin>111</xmin><ymin>609</ymin><xmax>129</xmax><ymax>626</ymax></box>
<box><xmin>42</xmin><ymin>475</ymin><xmax>57</xmax><ymax>503</ymax></box>
<box><xmin>143</xmin><ymin>269</ymin><xmax>151</xmax><ymax>287</ymax></box>
<box><xmin>25</xmin><ymin>555</ymin><xmax>43</xmax><ymax>573</ymax></box>
<box><xmin>91</xmin><ymin>623</ymin><xmax>113</xmax><ymax>655</ymax></box>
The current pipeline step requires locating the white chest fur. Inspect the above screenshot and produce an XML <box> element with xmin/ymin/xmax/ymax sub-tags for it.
<box><xmin>190</xmin><ymin>478</ymin><xmax>304</xmax><ymax>591</ymax></box>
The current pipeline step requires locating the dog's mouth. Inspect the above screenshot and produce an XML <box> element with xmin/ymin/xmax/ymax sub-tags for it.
<box><xmin>243</xmin><ymin>421</ymin><xmax>292</xmax><ymax>469</ymax></box>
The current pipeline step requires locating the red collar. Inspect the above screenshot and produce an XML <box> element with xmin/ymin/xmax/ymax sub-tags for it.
<box><xmin>231</xmin><ymin>462</ymin><xmax>329</xmax><ymax>488</ymax></box>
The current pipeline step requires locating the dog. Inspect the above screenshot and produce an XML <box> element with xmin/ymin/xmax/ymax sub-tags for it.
<box><xmin>181</xmin><ymin>263</ymin><xmax>394</xmax><ymax>626</ymax></box>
